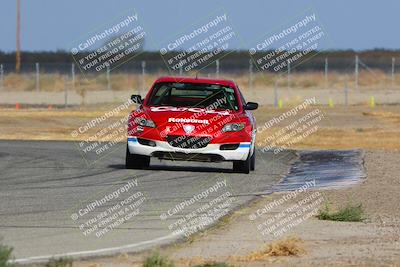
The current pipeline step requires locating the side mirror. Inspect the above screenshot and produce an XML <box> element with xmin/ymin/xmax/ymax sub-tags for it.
<box><xmin>244</xmin><ymin>102</ymin><xmax>258</xmax><ymax>110</ymax></box>
<box><xmin>131</xmin><ymin>94</ymin><xmax>143</xmax><ymax>104</ymax></box>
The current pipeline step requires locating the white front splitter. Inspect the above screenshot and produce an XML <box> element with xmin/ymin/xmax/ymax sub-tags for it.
<box><xmin>127</xmin><ymin>137</ymin><xmax>251</xmax><ymax>161</ymax></box>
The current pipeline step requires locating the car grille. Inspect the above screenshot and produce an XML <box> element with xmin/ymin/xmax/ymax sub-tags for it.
<box><xmin>152</xmin><ymin>151</ymin><xmax>224</xmax><ymax>162</ymax></box>
<box><xmin>166</xmin><ymin>135</ymin><xmax>211</xmax><ymax>149</ymax></box>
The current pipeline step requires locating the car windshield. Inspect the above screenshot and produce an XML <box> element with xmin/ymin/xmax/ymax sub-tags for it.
<box><xmin>147</xmin><ymin>82</ymin><xmax>239</xmax><ymax>110</ymax></box>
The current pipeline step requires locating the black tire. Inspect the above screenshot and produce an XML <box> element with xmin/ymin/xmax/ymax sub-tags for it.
<box><xmin>125</xmin><ymin>144</ymin><xmax>150</xmax><ymax>169</ymax></box>
<box><xmin>250</xmin><ymin>149</ymin><xmax>255</xmax><ymax>171</ymax></box>
<box><xmin>233</xmin><ymin>152</ymin><xmax>251</xmax><ymax>174</ymax></box>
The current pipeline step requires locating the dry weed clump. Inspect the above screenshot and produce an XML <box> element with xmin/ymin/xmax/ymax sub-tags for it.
<box><xmin>229</xmin><ymin>236</ymin><xmax>306</xmax><ymax>262</ymax></box>
<box><xmin>363</xmin><ymin>111</ymin><xmax>400</xmax><ymax>124</ymax></box>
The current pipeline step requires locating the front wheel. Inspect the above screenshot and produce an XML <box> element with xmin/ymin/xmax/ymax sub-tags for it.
<box><xmin>126</xmin><ymin>144</ymin><xmax>150</xmax><ymax>169</ymax></box>
<box><xmin>250</xmin><ymin>150</ymin><xmax>255</xmax><ymax>171</ymax></box>
<box><xmin>233</xmin><ymin>152</ymin><xmax>252</xmax><ymax>174</ymax></box>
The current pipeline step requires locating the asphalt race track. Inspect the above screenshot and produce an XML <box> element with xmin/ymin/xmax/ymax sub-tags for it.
<box><xmin>0</xmin><ymin>140</ymin><xmax>296</xmax><ymax>262</ymax></box>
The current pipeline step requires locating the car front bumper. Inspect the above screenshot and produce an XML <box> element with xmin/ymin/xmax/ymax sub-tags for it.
<box><xmin>127</xmin><ymin>136</ymin><xmax>252</xmax><ymax>161</ymax></box>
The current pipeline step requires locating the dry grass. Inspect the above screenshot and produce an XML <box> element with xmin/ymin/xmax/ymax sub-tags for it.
<box><xmin>0</xmin><ymin>108</ymin><xmax>126</xmax><ymax>119</ymax></box>
<box><xmin>363</xmin><ymin>111</ymin><xmax>400</xmax><ymax>124</ymax></box>
<box><xmin>228</xmin><ymin>236</ymin><xmax>306</xmax><ymax>262</ymax></box>
<box><xmin>257</xmin><ymin>128</ymin><xmax>400</xmax><ymax>150</ymax></box>
<box><xmin>3</xmin><ymin>73</ymin><xmax>157</xmax><ymax>92</ymax></box>
<box><xmin>255</xmin><ymin>105</ymin><xmax>400</xmax><ymax>151</ymax></box>
<box><xmin>176</xmin><ymin>236</ymin><xmax>305</xmax><ymax>266</ymax></box>
<box><xmin>177</xmin><ymin>256</ymin><xmax>211</xmax><ymax>266</ymax></box>
<box><xmin>0</xmin><ymin>107</ymin><xmax>128</xmax><ymax>141</ymax></box>
<box><xmin>1</xmin><ymin>105</ymin><xmax>400</xmax><ymax>151</ymax></box>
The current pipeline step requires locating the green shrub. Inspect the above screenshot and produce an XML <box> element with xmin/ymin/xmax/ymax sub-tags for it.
<box><xmin>317</xmin><ymin>203</ymin><xmax>365</xmax><ymax>222</ymax></box>
<box><xmin>194</xmin><ymin>263</ymin><xmax>230</xmax><ymax>267</ymax></box>
<box><xmin>0</xmin><ymin>243</ymin><xmax>18</xmax><ymax>267</ymax></box>
<box><xmin>44</xmin><ymin>257</ymin><xmax>73</xmax><ymax>267</ymax></box>
<box><xmin>142</xmin><ymin>251</ymin><xmax>174</xmax><ymax>267</ymax></box>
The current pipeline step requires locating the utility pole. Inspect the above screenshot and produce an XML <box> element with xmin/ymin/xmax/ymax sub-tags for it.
<box><xmin>16</xmin><ymin>0</ymin><xmax>21</xmax><ymax>72</ymax></box>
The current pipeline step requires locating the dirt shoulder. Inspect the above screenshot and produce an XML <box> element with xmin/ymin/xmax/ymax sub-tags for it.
<box><xmin>70</xmin><ymin>150</ymin><xmax>400</xmax><ymax>267</ymax></box>
<box><xmin>165</xmin><ymin>150</ymin><xmax>400</xmax><ymax>267</ymax></box>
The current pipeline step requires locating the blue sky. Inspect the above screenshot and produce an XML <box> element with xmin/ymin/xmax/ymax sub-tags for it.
<box><xmin>0</xmin><ymin>0</ymin><xmax>398</xmax><ymax>52</ymax></box>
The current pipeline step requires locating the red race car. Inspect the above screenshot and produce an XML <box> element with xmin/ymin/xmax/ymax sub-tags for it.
<box><xmin>126</xmin><ymin>76</ymin><xmax>258</xmax><ymax>173</ymax></box>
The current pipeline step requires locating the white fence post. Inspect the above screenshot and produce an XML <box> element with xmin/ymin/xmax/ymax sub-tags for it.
<box><xmin>325</xmin><ymin>57</ymin><xmax>328</xmax><ymax>89</ymax></box>
<box><xmin>287</xmin><ymin>60</ymin><xmax>291</xmax><ymax>91</ymax></box>
<box><xmin>106</xmin><ymin>66</ymin><xmax>111</xmax><ymax>90</ymax></box>
<box><xmin>35</xmin><ymin>62</ymin><xmax>40</xmax><ymax>92</ymax></box>
<box><xmin>248</xmin><ymin>59</ymin><xmax>253</xmax><ymax>90</ymax></box>
<box><xmin>64</xmin><ymin>75</ymin><xmax>68</xmax><ymax>108</ymax></box>
<box><xmin>0</xmin><ymin>64</ymin><xmax>4</xmax><ymax>90</ymax></box>
<box><xmin>141</xmin><ymin>61</ymin><xmax>146</xmax><ymax>95</ymax></box>
<box><xmin>71</xmin><ymin>63</ymin><xmax>75</xmax><ymax>91</ymax></box>
<box><xmin>392</xmin><ymin>57</ymin><xmax>395</xmax><ymax>89</ymax></box>
<box><xmin>216</xmin><ymin>59</ymin><xmax>219</xmax><ymax>78</ymax></box>
<box><xmin>274</xmin><ymin>81</ymin><xmax>278</xmax><ymax>108</ymax></box>
<box><xmin>355</xmin><ymin>55</ymin><xmax>359</xmax><ymax>90</ymax></box>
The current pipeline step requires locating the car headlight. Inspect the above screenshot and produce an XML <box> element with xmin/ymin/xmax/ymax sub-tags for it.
<box><xmin>222</xmin><ymin>123</ymin><xmax>245</xmax><ymax>132</ymax></box>
<box><xmin>134</xmin><ymin>117</ymin><xmax>156</xmax><ymax>128</ymax></box>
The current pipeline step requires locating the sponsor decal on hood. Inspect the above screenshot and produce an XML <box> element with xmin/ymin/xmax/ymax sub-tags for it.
<box><xmin>168</xmin><ymin>118</ymin><xmax>209</xmax><ymax>124</ymax></box>
<box><xmin>150</xmin><ymin>106</ymin><xmax>230</xmax><ymax>115</ymax></box>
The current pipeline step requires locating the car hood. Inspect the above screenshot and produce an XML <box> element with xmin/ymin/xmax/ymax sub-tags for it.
<box><xmin>143</xmin><ymin>106</ymin><xmax>239</xmax><ymax>123</ymax></box>
<box><xmin>141</xmin><ymin>106</ymin><xmax>245</xmax><ymax>136</ymax></box>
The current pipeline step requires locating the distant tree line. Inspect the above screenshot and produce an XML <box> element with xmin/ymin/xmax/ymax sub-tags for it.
<box><xmin>0</xmin><ymin>49</ymin><xmax>399</xmax><ymax>73</ymax></box>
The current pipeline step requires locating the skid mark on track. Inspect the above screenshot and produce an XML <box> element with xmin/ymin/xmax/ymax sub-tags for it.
<box><xmin>272</xmin><ymin>150</ymin><xmax>365</xmax><ymax>191</ymax></box>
